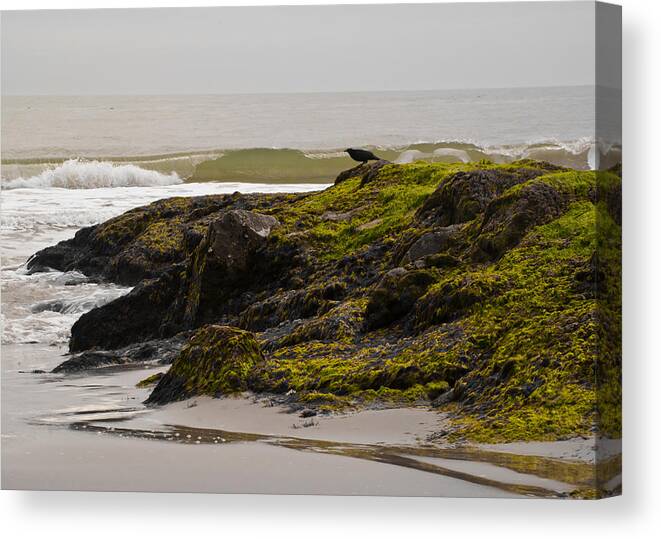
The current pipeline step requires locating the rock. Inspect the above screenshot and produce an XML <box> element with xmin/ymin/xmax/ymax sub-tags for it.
<box><xmin>334</xmin><ymin>160</ymin><xmax>389</xmax><ymax>185</ymax></box>
<box><xmin>356</xmin><ymin>218</ymin><xmax>383</xmax><ymax>231</ymax></box>
<box><xmin>414</xmin><ymin>273</ymin><xmax>505</xmax><ymax>328</ymax></box>
<box><xmin>177</xmin><ymin>210</ymin><xmax>280</xmax><ymax>327</ymax></box>
<box><xmin>136</xmin><ymin>372</ymin><xmax>165</xmax><ymax>388</ymax></box>
<box><xmin>26</xmin><ymin>226</ymin><xmax>97</xmax><ymax>276</ymax></box>
<box><xmin>55</xmin><ymin>334</ymin><xmax>188</xmax><ymax>373</ymax></box>
<box><xmin>472</xmin><ymin>180</ymin><xmax>568</xmax><ymax>261</ymax></box>
<box><xmin>299</xmin><ymin>409</ymin><xmax>317</xmax><ymax>418</ymax></box>
<box><xmin>237</xmin><ymin>283</ymin><xmax>338</xmax><ymax>333</ymax></box>
<box><xmin>321</xmin><ymin>210</ymin><xmax>355</xmax><ymax>222</ymax></box>
<box><xmin>25</xmin><ymin>160</ymin><xmax>618</xmax><ymax>441</ymax></box>
<box><xmin>423</xmin><ymin>253</ymin><xmax>461</xmax><ymax>269</ymax></box>
<box><xmin>415</xmin><ymin>168</ymin><xmax>546</xmax><ymax>227</ymax></box>
<box><xmin>69</xmin><ymin>267</ymin><xmax>183</xmax><ymax>352</ymax></box>
<box><xmin>431</xmin><ymin>389</ymin><xmax>456</xmax><ymax>407</ymax></box>
<box><xmin>26</xmin><ymin>194</ymin><xmax>287</xmax><ymax>286</ymax></box>
<box><xmin>206</xmin><ymin>210</ymin><xmax>279</xmax><ymax>273</ymax></box>
<box><xmin>274</xmin><ymin>300</ymin><xmax>362</xmax><ymax>349</ymax></box>
<box><xmin>401</xmin><ymin>225</ymin><xmax>462</xmax><ymax>263</ymax></box>
<box><xmin>385</xmin><ymin>267</ymin><xmax>408</xmax><ymax>279</ymax></box>
<box><xmin>365</xmin><ymin>269</ymin><xmax>436</xmax><ymax>330</ymax></box>
<box><xmin>146</xmin><ymin>325</ymin><xmax>264</xmax><ymax>405</ymax></box>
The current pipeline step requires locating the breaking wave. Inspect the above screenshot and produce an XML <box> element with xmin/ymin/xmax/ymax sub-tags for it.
<box><xmin>0</xmin><ymin>139</ymin><xmax>622</xmax><ymax>189</ymax></box>
<box><xmin>1</xmin><ymin>159</ymin><xmax>182</xmax><ymax>190</ymax></box>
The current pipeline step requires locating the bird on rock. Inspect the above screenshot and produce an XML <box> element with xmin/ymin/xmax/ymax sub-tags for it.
<box><xmin>345</xmin><ymin>148</ymin><xmax>381</xmax><ymax>164</ymax></box>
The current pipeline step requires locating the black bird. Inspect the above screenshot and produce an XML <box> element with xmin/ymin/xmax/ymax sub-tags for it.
<box><xmin>345</xmin><ymin>148</ymin><xmax>381</xmax><ymax>164</ymax></box>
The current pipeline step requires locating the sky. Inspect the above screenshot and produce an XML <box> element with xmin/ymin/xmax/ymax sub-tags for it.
<box><xmin>1</xmin><ymin>2</ymin><xmax>598</xmax><ymax>95</ymax></box>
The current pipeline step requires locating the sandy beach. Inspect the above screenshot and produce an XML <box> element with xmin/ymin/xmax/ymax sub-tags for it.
<box><xmin>2</xmin><ymin>346</ymin><xmax>615</xmax><ymax>497</ymax></box>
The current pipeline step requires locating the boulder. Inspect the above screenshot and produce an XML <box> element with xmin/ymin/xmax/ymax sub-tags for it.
<box><xmin>205</xmin><ymin>209</ymin><xmax>279</xmax><ymax>273</ymax></box>
<box><xmin>414</xmin><ymin>273</ymin><xmax>505</xmax><ymax>328</ymax></box>
<box><xmin>69</xmin><ymin>267</ymin><xmax>183</xmax><ymax>352</ymax></box>
<box><xmin>181</xmin><ymin>210</ymin><xmax>279</xmax><ymax>327</ymax></box>
<box><xmin>146</xmin><ymin>325</ymin><xmax>264</xmax><ymax>404</ymax></box>
<box><xmin>26</xmin><ymin>195</ymin><xmax>280</xmax><ymax>286</ymax></box>
<box><xmin>472</xmin><ymin>180</ymin><xmax>568</xmax><ymax>261</ymax></box>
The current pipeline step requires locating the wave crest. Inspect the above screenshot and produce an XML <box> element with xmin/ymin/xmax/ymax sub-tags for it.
<box><xmin>1</xmin><ymin>159</ymin><xmax>182</xmax><ymax>190</ymax></box>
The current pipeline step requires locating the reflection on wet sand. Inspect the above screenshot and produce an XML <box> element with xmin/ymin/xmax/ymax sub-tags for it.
<box><xmin>68</xmin><ymin>419</ymin><xmax>620</xmax><ymax>499</ymax></box>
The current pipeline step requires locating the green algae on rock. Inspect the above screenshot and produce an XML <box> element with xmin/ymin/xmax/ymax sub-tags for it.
<box><xmin>146</xmin><ymin>325</ymin><xmax>265</xmax><ymax>404</ymax></box>
<box><xmin>43</xmin><ymin>160</ymin><xmax>621</xmax><ymax>444</ymax></box>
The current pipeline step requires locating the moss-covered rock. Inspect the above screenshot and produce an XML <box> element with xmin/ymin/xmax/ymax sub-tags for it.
<box><xmin>146</xmin><ymin>325</ymin><xmax>264</xmax><ymax>404</ymax></box>
<box><xmin>47</xmin><ymin>160</ymin><xmax>620</xmax><ymax>443</ymax></box>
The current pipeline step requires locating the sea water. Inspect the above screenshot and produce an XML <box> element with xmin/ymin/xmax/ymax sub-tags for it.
<box><xmin>1</xmin><ymin>86</ymin><xmax>618</xmax><ymax>187</ymax></box>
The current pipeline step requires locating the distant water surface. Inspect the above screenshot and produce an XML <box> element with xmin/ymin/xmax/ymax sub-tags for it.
<box><xmin>1</xmin><ymin>87</ymin><xmax>618</xmax><ymax>184</ymax></box>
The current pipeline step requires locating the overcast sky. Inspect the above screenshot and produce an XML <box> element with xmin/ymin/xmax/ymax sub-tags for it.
<box><xmin>1</xmin><ymin>2</ymin><xmax>597</xmax><ymax>95</ymax></box>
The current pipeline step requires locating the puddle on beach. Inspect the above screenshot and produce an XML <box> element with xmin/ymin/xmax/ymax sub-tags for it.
<box><xmin>62</xmin><ymin>414</ymin><xmax>614</xmax><ymax>499</ymax></box>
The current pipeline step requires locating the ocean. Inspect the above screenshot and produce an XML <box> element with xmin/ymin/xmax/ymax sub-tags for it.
<box><xmin>1</xmin><ymin>86</ymin><xmax>617</xmax><ymax>188</ymax></box>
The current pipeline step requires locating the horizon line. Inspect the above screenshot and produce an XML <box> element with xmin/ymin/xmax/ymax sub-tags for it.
<box><xmin>1</xmin><ymin>84</ymin><xmax>598</xmax><ymax>99</ymax></box>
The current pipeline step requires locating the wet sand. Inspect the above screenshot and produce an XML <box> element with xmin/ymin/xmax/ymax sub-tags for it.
<box><xmin>1</xmin><ymin>350</ymin><xmax>513</xmax><ymax>496</ymax></box>
<box><xmin>142</xmin><ymin>394</ymin><xmax>446</xmax><ymax>446</ymax></box>
<box><xmin>2</xmin><ymin>349</ymin><xmax>613</xmax><ymax>497</ymax></box>
<box><xmin>476</xmin><ymin>438</ymin><xmax>622</xmax><ymax>463</ymax></box>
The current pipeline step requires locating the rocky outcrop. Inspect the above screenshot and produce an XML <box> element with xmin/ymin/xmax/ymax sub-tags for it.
<box><xmin>415</xmin><ymin>167</ymin><xmax>548</xmax><ymax>227</ymax></box>
<box><xmin>46</xmin><ymin>160</ymin><xmax>621</xmax><ymax>443</ymax></box>
<box><xmin>401</xmin><ymin>225</ymin><xmax>463</xmax><ymax>264</ymax></box>
<box><xmin>146</xmin><ymin>325</ymin><xmax>264</xmax><ymax>404</ymax></box>
<box><xmin>27</xmin><ymin>194</ymin><xmax>298</xmax><ymax>286</ymax></box>
<box><xmin>68</xmin><ymin>208</ymin><xmax>283</xmax><ymax>351</ymax></box>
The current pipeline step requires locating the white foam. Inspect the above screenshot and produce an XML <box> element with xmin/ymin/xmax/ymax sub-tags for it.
<box><xmin>1</xmin><ymin>271</ymin><xmax>131</xmax><ymax>345</ymax></box>
<box><xmin>1</xmin><ymin>159</ymin><xmax>182</xmax><ymax>190</ymax></box>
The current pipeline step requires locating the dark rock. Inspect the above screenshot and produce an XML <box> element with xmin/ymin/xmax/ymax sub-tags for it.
<box><xmin>176</xmin><ymin>210</ymin><xmax>280</xmax><ymax>328</ymax></box>
<box><xmin>136</xmin><ymin>372</ymin><xmax>165</xmax><ymax>388</ymax></box>
<box><xmin>69</xmin><ymin>267</ymin><xmax>183</xmax><ymax>352</ymax></box>
<box><xmin>206</xmin><ymin>210</ymin><xmax>279</xmax><ymax>274</ymax></box>
<box><xmin>414</xmin><ymin>273</ymin><xmax>505</xmax><ymax>328</ymax></box>
<box><xmin>238</xmin><ymin>285</ymin><xmax>336</xmax><ymax>333</ymax></box>
<box><xmin>273</xmin><ymin>301</ymin><xmax>362</xmax><ymax>349</ymax></box>
<box><xmin>321</xmin><ymin>209</ymin><xmax>356</xmax><ymax>222</ymax></box>
<box><xmin>54</xmin><ymin>334</ymin><xmax>188</xmax><ymax>373</ymax></box>
<box><xmin>26</xmin><ymin>194</ymin><xmax>290</xmax><ymax>286</ymax></box>
<box><xmin>423</xmin><ymin>253</ymin><xmax>461</xmax><ymax>269</ymax></box>
<box><xmin>431</xmin><ymin>389</ymin><xmax>456</xmax><ymax>407</ymax></box>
